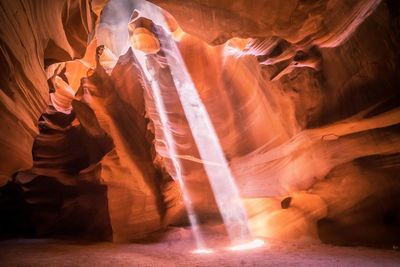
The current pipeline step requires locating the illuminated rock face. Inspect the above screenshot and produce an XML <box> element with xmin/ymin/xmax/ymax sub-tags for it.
<box><xmin>0</xmin><ymin>0</ymin><xmax>96</xmax><ymax>184</ymax></box>
<box><xmin>0</xmin><ymin>0</ymin><xmax>400</xmax><ymax>247</ymax></box>
<box><xmin>147</xmin><ymin>0</ymin><xmax>400</xmax><ymax>245</ymax></box>
<box><xmin>148</xmin><ymin>0</ymin><xmax>382</xmax><ymax>47</ymax></box>
<box><xmin>72</xmin><ymin>50</ymin><xmax>178</xmax><ymax>242</ymax></box>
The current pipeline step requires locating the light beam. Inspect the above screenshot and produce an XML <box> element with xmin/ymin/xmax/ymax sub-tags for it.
<box><xmin>133</xmin><ymin>1</ymin><xmax>254</xmax><ymax>247</ymax></box>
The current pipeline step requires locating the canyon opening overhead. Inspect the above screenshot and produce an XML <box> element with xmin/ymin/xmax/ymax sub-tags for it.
<box><xmin>0</xmin><ymin>0</ymin><xmax>400</xmax><ymax>266</ymax></box>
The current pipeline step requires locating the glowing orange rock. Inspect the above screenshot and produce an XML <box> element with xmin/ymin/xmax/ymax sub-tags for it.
<box><xmin>50</xmin><ymin>76</ymin><xmax>75</xmax><ymax>114</ymax></box>
<box><xmin>98</xmin><ymin>45</ymin><xmax>118</xmax><ymax>75</ymax></box>
<box><xmin>129</xmin><ymin>27</ymin><xmax>161</xmax><ymax>54</ymax></box>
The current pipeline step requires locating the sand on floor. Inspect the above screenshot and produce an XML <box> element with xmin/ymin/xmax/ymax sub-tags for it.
<box><xmin>0</xmin><ymin>227</ymin><xmax>399</xmax><ymax>267</ymax></box>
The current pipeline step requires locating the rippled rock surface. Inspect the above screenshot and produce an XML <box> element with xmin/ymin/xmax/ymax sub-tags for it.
<box><xmin>0</xmin><ymin>0</ymin><xmax>399</xmax><ymax>247</ymax></box>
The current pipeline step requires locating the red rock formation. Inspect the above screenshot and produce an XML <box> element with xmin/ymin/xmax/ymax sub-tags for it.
<box><xmin>0</xmin><ymin>0</ymin><xmax>399</xmax><ymax>248</ymax></box>
<box><xmin>0</xmin><ymin>0</ymin><xmax>96</xmax><ymax>185</ymax></box>
<box><xmin>136</xmin><ymin>0</ymin><xmax>400</xmax><ymax>245</ymax></box>
<box><xmin>72</xmin><ymin>47</ymin><xmax>186</xmax><ymax>241</ymax></box>
<box><xmin>148</xmin><ymin>0</ymin><xmax>382</xmax><ymax>46</ymax></box>
<box><xmin>14</xmin><ymin>104</ymin><xmax>112</xmax><ymax>239</ymax></box>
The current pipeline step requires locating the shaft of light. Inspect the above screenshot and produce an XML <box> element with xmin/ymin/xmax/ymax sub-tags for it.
<box><xmin>135</xmin><ymin>2</ymin><xmax>252</xmax><ymax>245</ymax></box>
<box><xmin>132</xmin><ymin>49</ymin><xmax>208</xmax><ymax>251</ymax></box>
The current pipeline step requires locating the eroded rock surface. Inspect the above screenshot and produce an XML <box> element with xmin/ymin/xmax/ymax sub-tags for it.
<box><xmin>0</xmin><ymin>0</ymin><xmax>399</xmax><ymax>247</ymax></box>
<box><xmin>0</xmin><ymin>0</ymin><xmax>96</xmax><ymax>185</ymax></box>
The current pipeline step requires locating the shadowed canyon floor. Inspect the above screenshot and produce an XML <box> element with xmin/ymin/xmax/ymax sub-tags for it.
<box><xmin>1</xmin><ymin>228</ymin><xmax>400</xmax><ymax>267</ymax></box>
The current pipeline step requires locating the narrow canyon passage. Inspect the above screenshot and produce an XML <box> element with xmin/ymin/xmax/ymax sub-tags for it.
<box><xmin>0</xmin><ymin>0</ymin><xmax>400</xmax><ymax>266</ymax></box>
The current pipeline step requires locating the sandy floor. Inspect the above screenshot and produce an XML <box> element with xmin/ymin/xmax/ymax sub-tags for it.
<box><xmin>1</xmin><ymin>227</ymin><xmax>399</xmax><ymax>267</ymax></box>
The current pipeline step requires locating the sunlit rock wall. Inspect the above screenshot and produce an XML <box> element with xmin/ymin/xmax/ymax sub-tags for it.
<box><xmin>0</xmin><ymin>0</ymin><xmax>399</xmax><ymax>247</ymax></box>
<box><xmin>149</xmin><ymin>0</ymin><xmax>382</xmax><ymax>46</ymax></box>
<box><xmin>0</xmin><ymin>0</ymin><xmax>96</xmax><ymax>185</ymax></box>
<box><xmin>144</xmin><ymin>0</ymin><xmax>400</xmax><ymax>245</ymax></box>
<box><xmin>72</xmin><ymin>50</ymin><xmax>170</xmax><ymax>242</ymax></box>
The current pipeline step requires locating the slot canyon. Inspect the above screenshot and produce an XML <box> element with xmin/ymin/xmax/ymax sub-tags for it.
<box><xmin>0</xmin><ymin>0</ymin><xmax>400</xmax><ymax>266</ymax></box>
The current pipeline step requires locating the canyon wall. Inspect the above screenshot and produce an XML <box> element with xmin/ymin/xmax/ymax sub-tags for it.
<box><xmin>0</xmin><ymin>0</ymin><xmax>96</xmax><ymax>185</ymax></box>
<box><xmin>145</xmin><ymin>0</ymin><xmax>400</xmax><ymax>245</ymax></box>
<box><xmin>0</xmin><ymin>0</ymin><xmax>399</xmax><ymax>247</ymax></box>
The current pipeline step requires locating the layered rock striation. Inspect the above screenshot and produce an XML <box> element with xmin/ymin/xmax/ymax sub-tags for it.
<box><xmin>0</xmin><ymin>0</ymin><xmax>399</xmax><ymax>247</ymax></box>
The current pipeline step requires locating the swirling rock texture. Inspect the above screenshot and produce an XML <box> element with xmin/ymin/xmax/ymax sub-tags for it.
<box><xmin>145</xmin><ymin>0</ymin><xmax>400</xmax><ymax>246</ymax></box>
<box><xmin>72</xmin><ymin>49</ymin><xmax>183</xmax><ymax>242</ymax></box>
<box><xmin>0</xmin><ymin>0</ymin><xmax>399</xmax><ymax>248</ymax></box>
<box><xmin>0</xmin><ymin>0</ymin><xmax>96</xmax><ymax>184</ymax></box>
